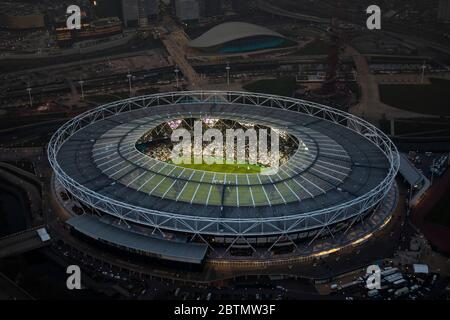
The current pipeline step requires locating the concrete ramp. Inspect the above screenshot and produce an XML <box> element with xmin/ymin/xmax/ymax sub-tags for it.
<box><xmin>0</xmin><ymin>226</ymin><xmax>50</xmax><ymax>259</ymax></box>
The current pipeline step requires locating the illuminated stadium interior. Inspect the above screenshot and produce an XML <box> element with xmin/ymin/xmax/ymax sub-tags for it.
<box><xmin>135</xmin><ymin>118</ymin><xmax>299</xmax><ymax>174</ymax></box>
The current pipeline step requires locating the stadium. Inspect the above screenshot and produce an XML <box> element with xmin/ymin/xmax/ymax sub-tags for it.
<box><xmin>48</xmin><ymin>91</ymin><xmax>400</xmax><ymax>266</ymax></box>
<box><xmin>188</xmin><ymin>22</ymin><xmax>295</xmax><ymax>54</ymax></box>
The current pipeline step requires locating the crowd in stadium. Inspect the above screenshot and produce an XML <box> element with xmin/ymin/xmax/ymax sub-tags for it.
<box><xmin>136</xmin><ymin>119</ymin><xmax>299</xmax><ymax>168</ymax></box>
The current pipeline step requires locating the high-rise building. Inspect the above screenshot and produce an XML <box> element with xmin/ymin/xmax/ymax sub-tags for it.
<box><xmin>138</xmin><ymin>0</ymin><xmax>149</xmax><ymax>27</ymax></box>
<box><xmin>144</xmin><ymin>0</ymin><xmax>159</xmax><ymax>19</ymax></box>
<box><xmin>200</xmin><ymin>0</ymin><xmax>222</xmax><ymax>17</ymax></box>
<box><xmin>175</xmin><ymin>0</ymin><xmax>200</xmax><ymax>21</ymax></box>
<box><xmin>94</xmin><ymin>0</ymin><xmax>123</xmax><ymax>19</ymax></box>
<box><xmin>231</xmin><ymin>0</ymin><xmax>256</xmax><ymax>14</ymax></box>
<box><xmin>438</xmin><ymin>0</ymin><xmax>450</xmax><ymax>22</ymax></box>
<box><xmin>122</xmin><ymin>0</ymin><xmax>139</xmax><ymax>27</ymax></box>
<box><xmin>137</xmin><ymin>0</ymin><xmax>159</xmax><ymax>27</ymax></box>
<box><xmin>94</xmin><ymin>0</ymin><xmax>154</xmax><ymax>27</ymax></box>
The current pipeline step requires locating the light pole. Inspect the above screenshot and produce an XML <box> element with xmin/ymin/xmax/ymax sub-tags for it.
<box><xmin>431</xmin><ymin>158</ymin><xmax>435</xmax><ymax>186</ymax></box>
<box><xmin>408</xmin><ymin>186</ymin><xmax>413</xmax><ymax>210</ymax></box>
<box><xmin>78</xmin><ymin>79</ymin><xmax>85</xmax><ymax>100</ymax></box>
<box><xmin>127</xmin><ymin>71</ymin><xmax>132</xmax><ymax>97</ymax></box>
<box><xmin>174</xmin><ymin>66</ymin><xmax>180</xmax><ymax>90</ymax></box>
<box><xmin>420</xmin><ymin>61</ymin><xmax>426</xmax><ymax>83</ymax></box>
<box><xmin>226</xmin><ymin>62</ymin><xmax>231</xmax><ymax>88</ymax></box>
<box><xmin>26</xmin><ymin>86</ymin><xmax>32</xmax><ymax>108</ymax></box>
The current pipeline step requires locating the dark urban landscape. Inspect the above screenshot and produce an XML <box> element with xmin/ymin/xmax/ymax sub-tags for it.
<box><xmin>0</xmin><ymin>0</ymin><xmax>449</xmax><ymax>315</ymax></box>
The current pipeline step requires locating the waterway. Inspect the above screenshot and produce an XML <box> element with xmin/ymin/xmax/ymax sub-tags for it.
<box><xmin>0</xmin><ymin>180</ymin><xmax>108</xmax><ymax>299</ymax></box>
<box><xmin>0</xmin><ymin>181</ymin><xmax>28</xmax><ymax>237</ymax></box>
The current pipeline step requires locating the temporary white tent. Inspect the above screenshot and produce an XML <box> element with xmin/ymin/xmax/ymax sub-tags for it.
<box><xmin>413</xmin><ymin>264</ymin><xmax>429</xmax><ymax>274</ymax></box>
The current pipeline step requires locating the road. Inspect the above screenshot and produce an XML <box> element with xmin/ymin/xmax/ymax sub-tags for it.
<box><xmin>0</xmin><ymin>147</ymin><xmax>43</xmax><ymax>160</ymax></box>
<box><xmin>258</xmin><ymin>0</ymin><xmax>331</xmax><ymax>24</ymax></box>
<box><xmin>0</xmin><ymin>227</ymin><xmax>49</xmax><ymax>259</ymax></box>
<box><xmin>0</xmin><ymin>272</ymin><xmax>34</xmax><ymax>300</ymax></box>
<box><xmin>346</xmin><ymin>46</ymin><xmax>427</xmax><ymax>122</ymax></box>
<box><xmin>162</xmin><ymin>34</ymin><xmax>201</xmax><ymax>89</ymax></box>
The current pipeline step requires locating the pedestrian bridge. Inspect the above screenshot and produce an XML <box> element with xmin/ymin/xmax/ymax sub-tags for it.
<box><xmin>0</xmin><ymin>226</ymin><xmax>51</xmax><ymax>259</ymax></box>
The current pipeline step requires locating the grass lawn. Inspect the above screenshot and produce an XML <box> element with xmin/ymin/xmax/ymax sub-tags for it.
<box><xmin>87</xmin><ymin>88</ymin><xmax>159</xmax><ymax>104</ymax></box>
<box><xmin>379</xmin><ymin>78</ymin><xmax>450</xmax><ymax>116</ymax></box>
<box><xmin>171</xmin><ymin>157</ymin><xmax>264</xmax><ymax>174</ymax></box>
<box><xmin>86</xmin><ymin>92</ymin><xmax>130</xmax><ymax>104</ymax></box>
<box><xmin>136</xmin><ymin>87</ymin><xmax>159</xmax><ymax>96</ymax></box>
<box><xmin>243</xmin><ymin>77</ymin><xmax>297</xmax><ymax>97</ymax></box>
<box><xmin>296</xmin><ymin>39</ymin><xmax>331</xmax><ymax>55</ymax></box>
<box><xmin>176</xmin><ymin>162</ymin><xmax>262</xmax><ymax>174</ymax></box>
<box><xmin>394</xmin><ymin>118</ymin><xmax>450</xmax><ymax>137</ymax></box>
<box><xmin>425</xmin><ymin>186</ymin><xmax>450</xmax><ymax>228</ymax></box>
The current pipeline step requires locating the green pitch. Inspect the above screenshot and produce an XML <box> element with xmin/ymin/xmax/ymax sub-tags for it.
<box><xmin>170</xmin><ymin>157</ymin><xmax>265</xmax><ymax>174</ymax></box>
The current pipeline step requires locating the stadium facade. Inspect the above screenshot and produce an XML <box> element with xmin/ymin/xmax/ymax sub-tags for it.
<box><xmin>49</xmin><ymin>91</ymin><xmax>399</xmax><ymax>266</ymax></box>
<box><xmin>188</xmin><ymin>22</ymin><xmax>293</xmax><ymax>54</ymax></box>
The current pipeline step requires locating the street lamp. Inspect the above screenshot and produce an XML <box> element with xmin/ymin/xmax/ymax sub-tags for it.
<box><xmin>127</xmin><ymin>71</ymin><xmax>132</xmax><ymax>97</ymax></box>
<box><xmin>26</xmin><ymin>86</ymin><xmax>32</xmax><ymax>108</ymax></box>
<box><xmin>431</xmin><ymin>158</ymin><xmax>435</xmax><ymax>186</ymax></box>
<box><xmin>420</xmin><ymin>61</ymin><xmax>426</xmax><ymax>83</ymax></box>
<box><xmin>174</xmin><ymin>66</ymin><xmax>180</xmax><ymax>90</ymax></box>
<box><xmin>78</xmin><ymin>79</ymin><xmax>85</xmax><ymax>100</ymax></box>
<box><xmin>226</xmin><ymin>62</ymin><xmax>231</xmax><ymax>88</ymax></box>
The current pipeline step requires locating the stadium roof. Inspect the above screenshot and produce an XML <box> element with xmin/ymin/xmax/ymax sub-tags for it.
<box><xmin>188</xmin><ymin>22</ymin><xmax>286</xmax><ymax>48</ymax></box>
<box><xmin>56</xmin><ymin>103</ymin><xmax>390</xmax><ymax>221</ymax></box>
<box><xmin>50</xmin><ymin>92</ymin><xmax>399</xmax><ymax>237</ymax></box>
<box><xmin>67</xmin><ymin>215</ymin><xmax>208</xmax><ymax>264</ymax></box>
